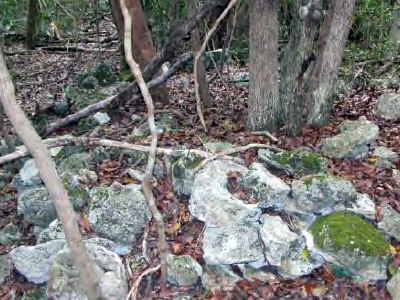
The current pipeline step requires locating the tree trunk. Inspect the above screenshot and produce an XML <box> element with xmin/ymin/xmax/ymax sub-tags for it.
<box><xmin>208</xmin><ymin>3</ymin><xmax>229</xmax><ymax>49</ymax></box>
<box><xmin>247</xmin><ymin>0</ymin><xmax>280</xmax><ymax>132</ymax></box>
<box><xmin>306</xmin><ymin>0</ymin><xmax>356</xmax><ymax>125</ymax></box>
<box><xmin>279</xmin><ymin>0</ymin><xmax>321</xmax><ymax>136</ymax></box>
<box><xmin>0</xmin><ymin>0</ymin><xmax>4</xmax><ymax>53</ymax></box>
<box><xmin>188</xmin><ymin>0</ymin><xmax>213</xmax><ymax>108</ymax></box>
<box><xmin>26</xmin><ymin>0</ymin><xmax>41</xmax><ymax>50</ymax></box>
<box><xmin>0</xmin><ymin>50</ymin><xmax>102</xmax><ymax>300</ymax></box>
<box><xmin>110</xmin><ymin>0</ymin><xmax>169</xmax><ymax>105</ymax></box>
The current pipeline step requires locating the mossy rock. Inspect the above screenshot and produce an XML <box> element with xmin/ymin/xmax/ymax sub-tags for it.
<box><xmin>54</xmin><ymin>145</ymin><xmax>86</xmax><ymax>161</ymax></box>
<box><xmin>259</xmin><ymin>147</ymin><xmax>327</xmax><ymax>178</ymax></box>
<box><xmin>310</xmin><ymin>211</ymin><xmax>389</xmax><ymax>256</ymax></box>
<box><xmin>172</xmin><ymin>153</ymin><xmax>204</xmax><ymax>196</ymax></box>
<box><xmin>57</xmin><ymin>153</ymin><xmax>91</xmax><ymax>173</ymax></box>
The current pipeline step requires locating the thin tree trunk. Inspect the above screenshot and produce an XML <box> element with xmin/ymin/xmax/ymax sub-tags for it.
<box><xmin>188</xmin><ymin>0</ymin><xmax>213</xmax><ymax>108</ymax></box>
<box><xmin>306</xmin><ymin>0</ymin><xmax>356</xmax><ymax>125</ymax></box>
<box><xmin>247</xmin><ymin>0</ymin><xmax>280</xmax><ymax>132</ymax></box>
<box><xmin>26</xmin><ymin>0</ymin><xmax>41</xmax><ymax>50</ymax></box>
<box><xmin>110</xmin><ymin>0</ymin><xmax>169</xmax><ymax>105</ymax></box>
<box><xmin>279</xmin><ymin>0</ymin><xmax>320</xmax><ymax>136</ymax></box>
<box><xmin>0</xmin><ymin>1</ymin><xmax>4</xmax><ymax>53</ymax></box>
<box><xmin>0</xmin><ymin>50</ymin><xmax>103</xmax><ymax>300</ymax></box>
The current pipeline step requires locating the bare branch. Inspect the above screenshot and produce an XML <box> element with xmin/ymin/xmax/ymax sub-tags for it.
<box><xmin>0</xmin><ymin>46</ymin><xmax>102</xmax><ymax>300</ymax></box>
<box><xmin>194</xmin><ymin>143</ymin><xmax>283</xmax><ymax>173</ymax></box>
<box><xmin>194</xmin><ymin>0</ymin><xmax>240</xmax><ymax>131</ymax></box>
<box><xmin>126</xmin><ymin>265</ymin><xmax>161</xmax><ymax>300</ymax></box>
<box><xmin>119</xmin><ymin>0</ymin><xmax>169</xmax><ymax>285</ymax></box>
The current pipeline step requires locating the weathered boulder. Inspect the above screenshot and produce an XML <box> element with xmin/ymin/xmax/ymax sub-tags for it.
<box><xmin>88</xmin><ymin>182</ymin><xmax>151</xmax><ymax>254</ymax></box>
<box><xmin>47</xmin><ymin>241</ymin><xmax>127</xmax><ymax>300</ymax></box>
<box><xmin>375</xmin><ymin>93</ymin><xmax>400</xmax><ymax>120</ymax></box>
<box><xmin>166</xmin><ymin>254</ymin><xmax>203</xmax><ymax>286</ymax></box>
<box><xmin>172</xmin><ymin>153</ymin><xmax>204</xmax><ymax>196</ymax></box>
<box><xmin>189</xmin><ymin>159</ymin><xmax>260</xmax><ymax>227</ymax></box>
<box><xmin>239</xmin><ymin>162</ymin><xmax>291</xmax><ymax>210</ymax></box>
<box><xmin>202</xmin><ymin>223</ymin><xmax>264</xmax><ymax>265</ymax></box>
<box><xmin>378</xmin><ymin>204</ymin><xmax>400</xmax><ymax>241</ymax></box>
<box><xmin>321</xmin><ymin>117</ymin><xmax>379</xmax><ymax>159</ymax></box>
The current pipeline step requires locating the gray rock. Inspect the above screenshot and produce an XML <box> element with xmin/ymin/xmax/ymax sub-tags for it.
<box><xmin>201</xmin><ymin>264</ymin><xmax>241</xmax><ymax>291</ymax></box>
<box><xmin>230</xmin><ymin>71</ymin><xmax>249</xmax><ymax>83</ymax></box>
<box><xmin>172</xmin><ymin>153</ymin><xmax>204</xmax><ymax>196</ymax></box>
<box><xmin>175</xmin><ymin>78</ymin><xmax>189</xmax><ymax>89</ymax></box>
<box><xmin>373</xmin><ymin>146</ymin><xmax>399</xmax><ymax>169</ymax></box>
<box><xmin>374</xmin><ymin>146</ymin><xmax>399</xmax><ymax>161</ymax></box>
<box><xmin>291</xmin><ymin>174</ymin><xmax>358</xmax><ymax>215</ymax></box>
<box><xmin>202</xmin><ymin>223</ymin><xmax>264</xmax><ymax>265</ymax></box>
<box><xmin>387</xmin><ymin>270</ymin><xmax>400</xmax><ymax>300</ymax></box>
<box><xmin>241</xmin><ymin>265</ymin><xmax>276</xmax><ymax>282</ymax></box>
<box><xmin>18</xmin><ymin>187</ymin><xmax>55</xmax><ymax>228</ymax></box>
<box><xmin>189</xmin><ymin>159</ymin><xmax>260</xmax><ymax>227</ymax></box>
<box><xmin>10</xmin><ymin>239</ymin><xmax>66</xmax><ymax>284</ymax></box>
<box><xmin>11</xmin><ymin>159</ymin><xmax>42</xmax><ymax>193</ymax></box>
<box><xmin>259</xmin><ymin>215</ymin><xmax>299</xmax><ymax>266</ymax></box>
<box><xmin>278</xmin><ymin>239</ymin><xmax>324</xmax><ymax>278</ymax></box>
<box><xmin>378</xmin><ymin>204</ymin><xmax>400</xmax><ymax>240</ymax></box>
<box><xmin>37</xmin><ymin>219</ymin><xmax>65</xmax><ymax>244</ymax></box>
<box><xmin>47</xmin><ymin>241</ymin><xmax>128</xmax><ymax>300</ymax></box>
<box><xmin>375</xmin><ymin>93</ymin><xmax>400</xmax><ymax>120</ymax></box>
<box><xmin>88</xmin><ymin>182</ymin><xmax>151</xmax><ymax>254</ymax></box>
<box><xmin>334</xmin><ymin>193</ymin><xmax>376</xmax><ymax>220</ymax></box>
<box><xmin>93</xmin><ymin>112</ymin><xmax>111</xmax><ymax>125</ymax></box>
<box><xmin>0</xmin><ymin>223</ymin><xmax>22</xmax><ymax>245</ymax></box>
<box><xmin>321</xmin><ymin>118</ymin><xmax>379</xmax><ymax>159</ymax></box>
<box><xmin>239</xmin><ymin>162</ymin><xmax>291</xmax><ymax>210</ymax></box>
<box><xmin>54</xmin><ymin>101</ymin><xmax>69</xmax><ymax>116</ymax></box>
<box><xmin>58</xmin><ymin>153</ymin><xmax>91</xmax><ymax>173</ymax></box>
<box><xmin>166</xmin><ymin>254</ymin><xmax>203</xmax><ymax>286</ymax></box>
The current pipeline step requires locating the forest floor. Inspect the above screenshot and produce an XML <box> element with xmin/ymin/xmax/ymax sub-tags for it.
<box><xmin>1</xmin><ymin>31</ymin><xmax>400</xmax><ymax>300</ymax></box>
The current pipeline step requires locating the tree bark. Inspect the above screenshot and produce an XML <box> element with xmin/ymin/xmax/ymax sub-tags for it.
<box><xmin>0</xmin><ymin>50</ymin><xmax>103</xmax><ymax>300</ymax></box>
<box><xmin>188</xmin><ymin>0</ymin><xmax>213</xmax><ymax>108</ymax></box>
<box><xmin>110</xmin><ymin>0</ymin><xmax>169</xmax><ymax>105</ymax></box>
<box><xmin>279</xmin><ymin>0</ymin><xmax>321</xmax><ymax>136</ymax></box>
<box><xmin>306</xmin><ymin>0</ymin><xmax>356</xmax><ymax>125</ymax></box>
<box><xmin>26</xmin><ymin>0</ymin><xmax>41</xmax><ymax>50</ymax></box>
<box><xmin>247</xmin><ymin>0</ymin><xmax>280</xmax><ymax>132</ymax></box>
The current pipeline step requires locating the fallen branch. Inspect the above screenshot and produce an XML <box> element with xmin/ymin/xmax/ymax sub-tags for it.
<box><xmin>194</xmin><ymin>0</ymin><xmax>240</xmax><ymax>132</ymax></box>
<box><xmin>45</xmin><ymin>52</ymin><xmax>193</xmax><ymax>135</ymax></box>
<box><xmin>251</xmin><ymin>131</ymin><xmax>279</xmax><ymax>142</ymax></box>
<box><xmin>0</xmin><ymin>40</ymin><xmax>102</xmax><ymax>300</ymax></box>
<box><xmin>126</xmin><ymin>265</ymin><xmax>161</xmax><ymax>300</ymax></box>
<box><xmin>0</xmin><ymin>136</ymin><xmax>239</xmax><ymax>165</ymax></box>
<box><xmin>120</xmin><ymin>0</ymin><xmax>169</xmax><ymax>286</ymax></box>
<box><xmin>194</xmin><ymin>143</ymin><xmax>283</xmax><ymax>173</ymax></box>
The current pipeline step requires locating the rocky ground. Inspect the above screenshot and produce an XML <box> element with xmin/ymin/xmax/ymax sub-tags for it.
<box><xmin>2</xmin><ymin>26</ymin><xmax>400</xmax><ymax>299</ymax></box>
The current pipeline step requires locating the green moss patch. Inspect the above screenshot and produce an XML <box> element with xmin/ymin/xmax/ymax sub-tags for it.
<box><xmin>310</xmin><ymin>212</ymin><xmax>389</xmax><ymax>256</ymax></box>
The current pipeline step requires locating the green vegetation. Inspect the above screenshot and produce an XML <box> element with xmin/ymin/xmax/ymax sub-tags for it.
<box><xmin>310</xmin><ymin>211</ymin><xmax>390</xmax><ymax>256</ymax></box>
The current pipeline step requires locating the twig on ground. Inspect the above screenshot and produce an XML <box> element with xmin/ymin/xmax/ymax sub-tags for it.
<box><xmin>194</xmin><ymin>0</ymin><xmax>240</xmax><ymax>132</ymax></box>
<box><xmin>119</xmin><ymin>0</ymin><xmax>169</xmax><ymax>285</ymax></box>
<box><xmin>45</xmin><ymin>52</ymin><xmax>193</xmax><ymax>135</ymax></box>
<box><xmin>194</xmin><ymin>143</ymin><xmax>283</xmax><ymax>174</ymax></box>
<box><xmin>251</xmin><ymin>131</ymin><xmax>279</xmax><ymax>142</ymax></box>
<box><xmin>126</xmin><ymin>265</ymin><xmax>161</xmax><ymax>300</ymax></box>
